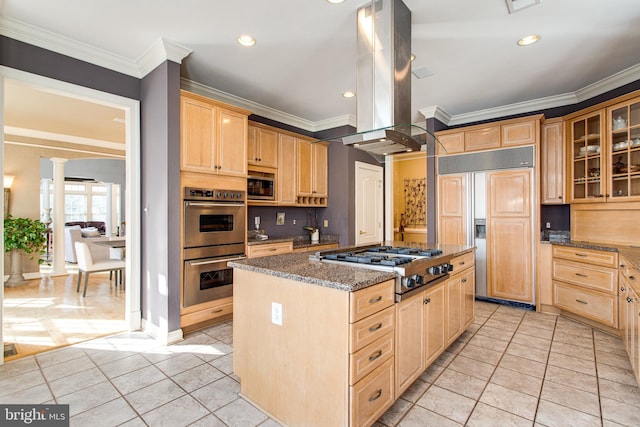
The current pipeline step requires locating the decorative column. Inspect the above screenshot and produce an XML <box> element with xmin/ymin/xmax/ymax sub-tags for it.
<box><xmin>50</xmin><ymin>158</ymin><xmax>68</xmax><ymax>276</ymax></box>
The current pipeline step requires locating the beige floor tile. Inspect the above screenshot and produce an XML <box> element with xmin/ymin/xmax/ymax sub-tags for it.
<box><xmin>544</xmin><ymin>364</ymin><xmax>598</xmax><ymax>395</ymax></box>
<box><xmin>550</xmin><ymin>340</ymin><xmax>595</xmax><ymax>361</ymax></box>
<box><xmin>434</xmin><ymin>368</ymin><xmax>488</xmax><ymax>400</ymax></box>
<box><xmin>534</xmin><ymin>400</ymin><xmax>601</xmax><ymax>427</ymax></box>
<box><xmin>506</xmin><ymin>342</ymin><xmax>549</xmax><ymax>363</ymax></box>
<box><xmin>378</xmin><ymin>397</ymin><xmax>413</xmax><ymax>426</ymax></box>
<box><xmin>142</xmin><ymin>394</ymin><xmax>210</xmax><ymax>427</ymax></box>
<box><xmin>516</xmin><ymin>324</ymin><xmax>555</xmax><ymax>341</ymax></box>
<box><xmin>484</xmin><ymin>318</ymin><xmax>519</xmax><ymax>332</ymax></box>
<box><xmin>598</xmin><ymin>362</ymin><xmax>638</xmax><ymax>387</ymax></box>
<box><xmin>433</xmin><ymin>350</ymin><xmax>457</xmax><ymax>368</ymax></box>
<box><xmin>510</xmin><ymin>332</ymin><xmax>551</xmax><ymax>351</ymax></box>
<box><xmin>489</xmin><ymin>311</ymin><xmax>524</xmax><ymax>324</ymax></box>
<box><xmin>48</xmin><ymin>366</ymin><xmax>108</xmax><ymax>398</ymax></box>
<box><xmin>0</xmin><ymin>368</ymin><xmax>46</xmax><ymax>397</ymax></box>
<box><xmin>99</xmin><ymin>353</ymin><xmax>151</xmax><ymax>379</ymax></box>
<box><xmin>490</xmin><ymin>366</ymin><xmax>542</xmax><ymax>397</ymax></box>
<box><xmin>458</xmin><ymin>344</ymin><xmax>503</xmax><ymax>366</ymax></box>
<box><xmin>416</xmin><ymin>385</ymin><xmax>476</xmax><ymax>424</ymax></box>
<box><xmin>0</xmin><ymin>382</ymin><xmax>53</xmax><ymax>404</ymax></box>
<box><xmin>547</xmin><ymin>350</ymin><xmax>596</xmax><ymax>376</ymax></box>
<box><xmin>599</xmin><ymin>378</ymin><xmax>640</xmax><ymax>408</ymax></box>
<box><xmin>540</xmin><ymin>380</ymin><xmax>600</xmax><ymax>416</ymax></box>
<box><xmin>479</xmin><ymin>383</ymin><xmax>538</xmax><ymax>420</ymax></box>
<box><xmin>170</xmin><ymin>362</ymin><xmax>225</xmax><ymax>393</ymax></box>
<box><xmin>418</xmin><ymin>363</ymin><xmax>445</xmax><ymax>384</ymax></box>
<box><xmin>154</xmin><ymin>352</ymin><xmax>205</xmax><ymax>377</ymax></box>
<box><xmin>187</xmin><ymin>414</ymin><xmax>226</xmax><ymax>427</ymax></box>
<box><xmin>58</xmin><ymin>380</ymin><xmax>121</xmax><ymax>417</ymax></box>
<box><xmin>597</xmin><ymin>349</ymin><xmax>635</xmax><ymax>371</ymax></box>
<box><xmin>214</xmin><ymin>398</ymin><xmax>268</xmax><ymax>426</ymax></box>
<box><xmin>110</xmin><ymin>364</ymin><xmax>168</xmax><ymax>395</ymax></box>
<box><xmin>601</xmin><ymin>397</ymin><xmax>640</xmax><ymax>426</ymax></box>
<box><xmin>468</xmin><ymin>333</ymin><xmax>510</xmax><ymax>352</ymax></box>
<box><xmin>466</xmin><ymin>402</ymin><xmax>533</xmax><ymax>427</ymax></box>
<box><xmin>123</xmin><ymin>378</ymin><xmax>186</xmax><ymax>415</ymax></box>
<box><xmin>446</xmin><ymin>354</ymin><xmax>496</xmax><ymax>381</ymax></box>
<box><xmin>399</xmin><ymin>379</ymin><xmax>430</xmax><ymax>402</ymax></box>
<box><xmin>191</xmin><ymin>376</ymin><xmax>240</xmax><ymax>412</ymax></box>
<box><xmin>553</xmin><ymin>330</ymin><xmax>594</xmax><ymax>349</ymax></box>
<box><xmin>498</xmin><ymin>354</ymin><xmax>547</xmax><ymax>379</ymax></box>
<box><xmin>398</xmin><ymin>405</ymin><xmax>462</xmax><ymax>427</ymax></box>
<box><xmin>70</xmin><ymin>396</ymin><xmax>138</xmax><ymax>427</ymax></box>
<box><xmin>475</xmin><ymin>324</ymin><xmax>516</xmax><ymax>341</ymax></box>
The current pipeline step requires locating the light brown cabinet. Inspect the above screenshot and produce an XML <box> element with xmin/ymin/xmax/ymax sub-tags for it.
<box><xmin>486</xmin><ymin>169</ymin><xmax>533</xmax><ymax>303</ymax></box>
<box><xmin>502</xmin><ymin>120</ymin><xmax>538</xmax><ymax>147</ymax></box>
<box><xmin>552</xmin><ymin>245</ymin><xmax>619</xmax><ymax>329</ymax></box>
<box><xmin>465</xmin><ymin>126</ymin><xmax>500</xmax><ymax>152</ymax></box>
<box><xmin>436</xmin><ymin>132</ymin><xmax>464</xmax><ymax>155</ymax></box>
<box><xmin>567</xmin><ymin>109</ymin><xmax>606</xmax><ymax>202</ymax></box>
<box><xmin>607</xmin><ymin>97</ymin><xmax>640</xmax><ymax>201</ymax></box>
<box><xmin>297</xmin><ymin>140</ymin><xmax>328</xmax><ymax>206</ymax></box>
<box><xmin>394</xmin><ymin>291</ymin><xmax>425</xmax><ymax>396</ymax></box>
<box><xmin>180</xmin><ymin>90</ymin><xmax>249</xmax><ymax>177</ymax></box>
<box><xmin>247</xmin><ymin>126</ymin><xmax>278</xmax><ymax>168</ymax></box>
<box><xmin>424</xmin><ymin>284</ymin><xmax>446</xmax><ymax>367</ymax></box>
<box><xmin>246</xmin><ymin>241</ymin><xmax>293</xmax><ymax>259</ymax></box>
<box><xmin>541</xmin><ymin>118</ymin><xmax>566</xmax><ymax>204</ymax></box>
<box><xmin>277</xmin><ymin>134</ymin><xmax>297</xmax><ymax>205</ymax></box>
<box><xmin>619</xmin><ymin>255</ymin><xmax>639</xmax><ymax>385</ymax></box>
<box><xmin>437</xmin><ymin>174</ymin><xmax>467</xmax><ymax>245</ymax></box>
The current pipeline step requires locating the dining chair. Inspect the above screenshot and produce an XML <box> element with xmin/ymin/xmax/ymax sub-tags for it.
<box><xmin>74</xmin><ymin>241</ymin><xmax>126</xmax><ymax>297</ymax></box>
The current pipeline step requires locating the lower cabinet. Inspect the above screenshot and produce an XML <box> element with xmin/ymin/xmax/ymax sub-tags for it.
<box><xmin>395</xmin><ymin>250</ymin><xmax>475</xmax><ymax>397</ymax></box>
<box><xmin>552</xmin><ymin>245</ymin><xmax>619</xmax><ymax>328</ymax></box>
<box><xmin>619</xmin><ymin>255</ymin><xmax>640</xmax><ymax>385</ymax></box>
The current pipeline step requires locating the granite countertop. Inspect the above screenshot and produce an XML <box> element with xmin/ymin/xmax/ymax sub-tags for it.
<box><xmin>548</xmin><ymin>240</ymin><xmax>640</xmax><ymax>271</ymax></box>
<box><xmin>230</xmin><ymin>243</ymin><xmax>475</xmax><ymax>292</ymax></box>
<box><xmin>247</xmin><ymin>233</ymin><xmax>339</xmax><ymax>249</ymax></box>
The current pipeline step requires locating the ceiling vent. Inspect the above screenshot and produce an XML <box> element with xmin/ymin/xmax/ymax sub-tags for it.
<box><xmin>505</xmin><ymin>0</ymin><xmax>541</xmax><ymax>14</ymax></box>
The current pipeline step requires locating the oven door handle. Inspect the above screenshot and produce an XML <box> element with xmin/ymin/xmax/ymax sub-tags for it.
<box><xmin>187</xmin><ymin>256</ymin><xmax>246</xmax><ymax>266</ymax></box>
<box><xmin>185</xmin><ymin>201</ymin><xmax>246</xmax><ymax>208</ymax></box>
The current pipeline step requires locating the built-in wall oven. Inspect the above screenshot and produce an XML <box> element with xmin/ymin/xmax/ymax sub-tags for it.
<box><xmin>183</xmin><ymin>187</ymin><xmax>246</xmax><ymax>308</ymax></box>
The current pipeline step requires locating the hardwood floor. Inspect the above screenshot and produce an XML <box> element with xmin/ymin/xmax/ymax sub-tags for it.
<box><xmin>3</xmin><ymin>267</ymin><xmax>126</xmax><ymax>362</ymax></box>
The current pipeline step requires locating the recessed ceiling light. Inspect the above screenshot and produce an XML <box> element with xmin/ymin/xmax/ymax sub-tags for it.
<box><xmin>237</xmin><ymin>35</ymin><xmax>256</xmax><ymax>47</ymax></box>
<box><xmin>410</xmin><ymin>54</ymin><xmax>416</xmax><ymax>62</ymax></box>
<box><xmin>517</xmin><ymin>34</ymin><xmax>540</xmax><ymax>46</ymax></box>
<box><xmin>342</xmin><ymin>91</ymin><xmax>356</xmax><ymax>98</ymax></box>
<box><xmin>327</xmin><ymin>0</ymin><xmax>345</xmax><ymax>3</ymax></box>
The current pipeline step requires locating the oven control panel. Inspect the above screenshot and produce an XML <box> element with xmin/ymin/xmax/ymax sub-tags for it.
<box><xmin>184</xmin><ymin>187</ymin><xmax>245</xmax><ymax>202</ymax></box>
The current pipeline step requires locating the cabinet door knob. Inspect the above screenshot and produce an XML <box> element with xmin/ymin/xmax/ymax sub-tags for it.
<box><xmin>424</xmin><ymin>298</ymin><xmax>431</xmax><ymax>304</ymax></box>
<box><xmin>621</xmin><ymin>287</ymin><xmax>626</xmax><ymax>292</ymax></box>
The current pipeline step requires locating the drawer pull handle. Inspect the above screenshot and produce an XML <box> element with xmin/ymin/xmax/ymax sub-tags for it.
<box><xmin>369</xmin><ymin>350</ymin><xmax>383</xmax><ymax>362</ymax></box>
<box><xmin>368</xmin><ymin>389</ymin><xmax>383</xmax><ymax>402</ymax></box>
<box><xmin>424</xmin><ymin>298</ymin><xmax>431</xmax><ymax>304</ymax></box>
<box><xmin>369</xmin><ymin>323</ymin><xmax>383</xmax><ymax>332</ymax></box>
<box><xmin>369</xmin><ymin>296</ymin><xmax>383</xmax><ymax>304</ymax></box>
<box><xmin>575</xmin><ymin>273</ymin><xmax>588</xmax><ymax>278</ymax></box>
<box><xmin>461</xmin><ymin>278</ymin><xmax>467</xmax><ymax>283</ymax></box>
<box><xmin>575</xmin><ymin>299</ymin><xmax>588</xmax><ymax>305</ymax></box>
<box><xmin>269</xmin><ymin>248</ymin><xmax>278</xmax><ymax>251</ymax></box>
<box><xmin>575</xmin><ymin>253</ymin><xmax>588</xmax><ymax>257</ymax></box>
<box><xmin>211</xmin><ymin>308</ymin><xmax>223</xmax><ymax>314</ymax></box>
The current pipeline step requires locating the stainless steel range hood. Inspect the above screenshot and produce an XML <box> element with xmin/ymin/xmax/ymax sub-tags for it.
<box><xmin>342</xmin><ymin>0</ymin><xmax>428</xmax><ymax>162</ymax></box>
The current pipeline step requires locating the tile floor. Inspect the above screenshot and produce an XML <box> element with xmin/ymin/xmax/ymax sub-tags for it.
<box><xmin>0</xmin><ymin>300</ymin><xmax>639</xmax><ymax>426</ymax></box>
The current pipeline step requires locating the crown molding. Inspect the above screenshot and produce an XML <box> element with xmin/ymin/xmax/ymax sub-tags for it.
<box><xmin>4</xmin><ymin>126</ymin><xmax>125</xmax><ymax>151</ymax></box>
<box><xmin>419</xmin><ymin>105</ymin><xmax>451</xmax><ymax>125</ymax></box>
<box><xmin>575</xmin><ymin>62</ymin><xmax>640</xmax><ymax>102</ymax></box>
<box><xmin>138</xmin><ymin>39</ymin><xmax>192</xmax><ymax>77</ymax></box>
<box><xmin>0</xmin><ymin>17</ymin><xmax>190</xmax><ymax>79</ymax></box>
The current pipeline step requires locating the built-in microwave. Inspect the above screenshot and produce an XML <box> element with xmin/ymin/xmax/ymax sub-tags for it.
<box><xmin>247</xmin><ymin>171</ymin><xmax>275</xmax><ymax>200</ymax></box>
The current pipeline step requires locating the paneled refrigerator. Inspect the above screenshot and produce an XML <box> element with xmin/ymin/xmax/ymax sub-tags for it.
<box><xmin>438</xmin><ymin>146</ymin><xmax>536</xmax><ymax>307</ymax></box>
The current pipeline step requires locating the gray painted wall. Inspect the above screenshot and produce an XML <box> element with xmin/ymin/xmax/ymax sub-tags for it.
<box><xmin>140</xmin><ymin>61</ymin><xmax>182</xmax><ymax>333</ymax></box>
<box><xmin>39</xmin><ymin>157</ymin><xmax>126</xmax><ymax>226</ymax></box>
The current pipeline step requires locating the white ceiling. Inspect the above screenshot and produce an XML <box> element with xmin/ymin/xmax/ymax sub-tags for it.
<box><xmin>2</xmin><ymin>0</ymin><xmax>640</xmax><ymax>142</ymax></box>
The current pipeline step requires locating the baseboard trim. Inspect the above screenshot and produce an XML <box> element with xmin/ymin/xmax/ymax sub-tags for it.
<box><xmin>141</xmin><ymin>319</ymin><xmax>183</xmax><ymax>345</ymax></box>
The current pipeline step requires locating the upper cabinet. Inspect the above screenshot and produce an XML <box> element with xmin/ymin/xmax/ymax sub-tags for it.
<box><xmin>180</xmin><ymin>90</ymin><xmax>250</xmax><ymax>177</ymax></box>
<box><xmin>248</xmin><ymin>125</ymin><xmax>278</xmax><ymax>169</ymax></box>
<box><xmin>567</xmin><ymin>110</ymin><xmax>606</xmax><ymax>202</ymax></box>
<box><xmin>297</xmin><ymin>140</ymin><xmax>328</xmax><ymax>206</ymax></box>
<box><xmin>436</xmin><ymin>115</ymin><xmax>542</xmax><ymax>155</ymax></box>
<box><xmin>607</xmin><ymin>97</ymin><xmax>640</xmax><ymax>201</ymax></box>
<box><xmin>541</xmin><ymin>118</ymin><xmax>566</xmax><ymax>204</ymax></box>
<box><xmin>277</xmin><ymin>134</ymin><xmax>297</xmax><ymax>205</ymax></box>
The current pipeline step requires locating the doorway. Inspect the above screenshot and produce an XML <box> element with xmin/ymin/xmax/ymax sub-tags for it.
<box><xmin>1</xmin><ymin>68</ymin><xmax>141</xmax><ymax>364</ymax></box>
<box><xmin>354</xmin><ymin>161</ymin><xmax>383</xmax><ymax>245</ymax></box>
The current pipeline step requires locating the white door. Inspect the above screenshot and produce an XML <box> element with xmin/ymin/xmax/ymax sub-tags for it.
<box><xmin>355</xmin><ymin>161</ymin><xmax>383</xmax><ymax>245</ymax></box>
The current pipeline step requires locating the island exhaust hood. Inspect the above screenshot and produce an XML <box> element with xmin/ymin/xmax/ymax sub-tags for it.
<box><xmin>342</xmin><ymin>0</ymin><xmax>433</xmax><ymax>162</ymax></box>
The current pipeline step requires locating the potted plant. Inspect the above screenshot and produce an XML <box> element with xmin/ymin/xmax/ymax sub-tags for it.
<box><xmin>4</xmin><ymin>215</ymin><xmax>47</xmax><ymax>287</ymax></box>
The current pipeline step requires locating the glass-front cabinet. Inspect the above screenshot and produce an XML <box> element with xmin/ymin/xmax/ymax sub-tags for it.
<box><xmin>608</xmin><ymin>98</ymin><xmax>640</xmax><ymax>201</ymax></box>
<box><xmin>569</xmin><ymin>110</ymin><xmax>605</xmax><ymax>202</ymax></box>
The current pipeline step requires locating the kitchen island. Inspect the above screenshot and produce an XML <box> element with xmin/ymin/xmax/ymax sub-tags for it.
<box><xmin>229</xmin><ymin>243</ymin><xmax>475</xmax><ymax>427</ymax></box>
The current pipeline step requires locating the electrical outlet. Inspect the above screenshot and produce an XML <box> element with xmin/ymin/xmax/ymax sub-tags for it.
<box><xmin>272</xmin><ymin>302</ymin><xmax>282</xmax><ymax>325</ymax></box>
<box><xmin>546</xmin><ymin>222</ymin><xmax>551</xmax><ymax>229</ymax></box>
<box><xmin>323</xmin><ymin>219</ymin><xmax>329</xmax><ymax>228</ymax></box>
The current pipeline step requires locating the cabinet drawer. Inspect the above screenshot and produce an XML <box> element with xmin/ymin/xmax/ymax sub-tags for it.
<box><xmin>450</xmin><ymin>250</ymin><xmax>475</xmax><ymax>273</ymax></box>
<box><xmin>552</xmin><ymin>246</ymin><xmax>618</xmax><ymax>268</ymax></box>
<box><xmin>180</xmin><ymin>300</ymin><xmax>232</xmax><ymax>328</ymax></box>
<box><xmin>246</xmin><ymin>241</ymin><xmax>293</xmax><ymax>258</ymax></box>
<box><xmin>350</xmin><ymin>280</ymin><xmax>395</xmax><ymax>323</ymax></box>
<box><xmin>350</xmin><ymin>305</ymin><xmax>395</xmax><ymax>352</ymax></box>
<box><xmin>350</xmin><ymin>333</ymin><xmax>394</xmax><ymax>385</ymax></box>
<box><xmin>350</xmin><ymin>357</ymin><xmax>394</xmax><ymax>427</ymax></box>
<box><xmin>553</xmin><ymin>282</ymin><xmax>618</xmax><ymax>328</ymax></box>
<box><xmin>552</xmin><ymin>259</ymin><xmax>617</xmax><ymax>294</ymax></box>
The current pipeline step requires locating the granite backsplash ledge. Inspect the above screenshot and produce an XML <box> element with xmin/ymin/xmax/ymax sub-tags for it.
<box><xmin>541</xmin><ymin>229</ymin><xmax>570</xmax><ymax>242</ymax></box>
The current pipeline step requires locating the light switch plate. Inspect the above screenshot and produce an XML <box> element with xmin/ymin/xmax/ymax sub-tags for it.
<box><xmin>272</xmin><ymin>302</ymin><xmax>282</xmax><ymax>325</ymax></box>
<box><xmin>323</xmin><ymin>219</ymin><xmax>329</xmax><ymax>228</ymax></box>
